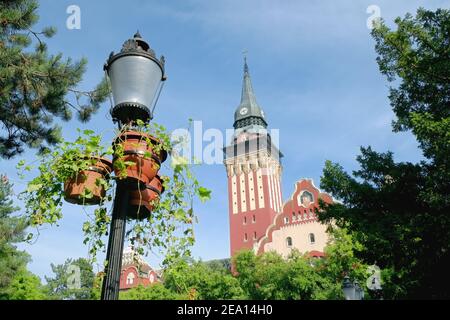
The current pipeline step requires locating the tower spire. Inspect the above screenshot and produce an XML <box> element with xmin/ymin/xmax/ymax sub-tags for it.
<box><xmin>234</xmin><ymin>55</ymin><xmax>267</xmax><ymax>131</ymax></box>
<box><xmin>243</xmin><ymin>50</ymin><xmax>249</xmax><ymax>73</ymax></box>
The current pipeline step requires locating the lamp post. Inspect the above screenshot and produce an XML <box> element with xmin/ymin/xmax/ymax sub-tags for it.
<box><xmin>100</xmin><ymin>32</ymin><xmax>166</xmax><ymax>300</ymax></box>
<box><xmin>342</xmin><ymin>275</ymin><xmax>364</xmax><ymax>300</ymax></box>
<box><xmin>343</xmin><ymin>275</ymin><xmax>355</xmax><ymax>300</ymax></box>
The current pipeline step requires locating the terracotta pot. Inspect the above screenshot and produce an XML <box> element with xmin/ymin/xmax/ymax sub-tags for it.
<box><xmin>113</xmin><ymin>131</ymin><xmax>167</xmax><ymax>186</ymax></box>
<box><xmin>64</xmin><ymin>157</ymin><xmax>113</xmax><ymax>205</ymax></box>
<box><xmin>129</xmin><ymin>175</ymin><xmax>164</xmax><ymax>219</ymax></box>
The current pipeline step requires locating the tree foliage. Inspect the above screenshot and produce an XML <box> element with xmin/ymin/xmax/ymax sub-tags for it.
<box><xmin>0</xmin><ymin>174</ymin><xmax>30</xmax><ymax>298</ymax></box>
<box><xmin>0</xmin><ymin>0</ymin><xmax>109</xmax><ymax>158</ymax></box>
<box><xmin>120</xmin><ymin>283</ymin><xmax>186</xmax><ymax>300</ymax></box>
<box><xmin>233</xmin><ymin>250</ymin><xmax>337</xmax><ymax>300</ymax></box>
<box><xmin>44</xmin><ymin>257</ymin><xmax>95</xmax><ymax>300</ymax></box>
<box><xmin>318</xmin><ymin>8</ymin><xmax>450</xmax><ymax>299</ymax></box>
<box><xmin>2</xmin><ymin>268</ymin><xmax>46</xmax><ymax>300</ymax></box>
<box><xmin>96</xmin><ymin>227</ymin><xmax>370</xmax><ymax>300</ymax></box>
<box><xmin>163</xmin><ymin>258</ymin><xmax>246</xmax><ymax>300</ymax></box>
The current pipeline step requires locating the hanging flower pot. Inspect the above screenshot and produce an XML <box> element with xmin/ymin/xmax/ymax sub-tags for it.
<box><xmin>113</xmin><ymin>130</ymin><xmax>167</xmax><ymax>186</ymax></box>
<box><xmin>129</xmin><ymin>175</ymin><xmax>165</xmax><ymax>219</ymax></box>
<box><xmin>64</xmin><ymin>157</ymin><xmax>113</xmax><ymax>205</ymax></box>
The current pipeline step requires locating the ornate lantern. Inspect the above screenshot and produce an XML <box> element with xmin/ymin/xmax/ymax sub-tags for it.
<box><xmin>104</xmin><ymin>32</ymin><xmax>166</xmax><ymax>125</ymax></box>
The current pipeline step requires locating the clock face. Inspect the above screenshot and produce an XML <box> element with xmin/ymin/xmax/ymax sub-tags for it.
<box><xmin>240</xmin><ymin>107</ymin><xmax>248</xmax><ymax>115</ymax></box>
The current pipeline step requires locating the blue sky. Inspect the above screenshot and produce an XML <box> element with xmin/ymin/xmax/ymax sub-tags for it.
<box><xmin>1</xmin><ymin>0</ymin><xmax>447</xmax><ymax>280</ymax></box>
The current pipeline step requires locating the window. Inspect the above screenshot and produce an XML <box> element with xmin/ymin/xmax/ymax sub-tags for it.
<box><xmin>244</xmin><ymin>233</ymin><xmax>248</xmax><ymax>242</ymax></box>
<box><xmin>252</xmin><ymin>215</ymin><xmax>256</xmax><ymax>223</ymax></box>
<box><xmin>126</xmin><ymin>272</ymin><xmax>135</xmax><ymax>285</ymax></box>
<box><xmin>284</xmin><ymin>217</ymin><xmax>289</xmax><ymax>224</ymax></box>
<box><xmin>298</xmin><ymin>190</ymin><xmax>314</xmax><ymax>207</ymax></box>
<box><xmin>253</xmin><ymin>232</ymin><xmax>257</xmax><ymax>240</ymax></box>
<box><xmin>286</xmin><ymin>237</ymin><xmax>293</xmax><ymax>248</ymax></box>
<box><xmin>309</xmin><ymin>233</ymin><xmax>315</xmax><ymax>244</ymax></box>
<box><xmin>292</xmin><ymin>213</ymin><xmax>296</xmax><ymax>221</ymax></box>
<box><xmin>243</xmin><ymin>217</ymin><xmax>247</xmax><ymax>225</ymax></box>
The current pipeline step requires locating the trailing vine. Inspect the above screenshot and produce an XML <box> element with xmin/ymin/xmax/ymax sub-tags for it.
<box><xmin>17</xmin><ymin>121</ymin><xmax>211</xmax><ymax>268</ymax></box>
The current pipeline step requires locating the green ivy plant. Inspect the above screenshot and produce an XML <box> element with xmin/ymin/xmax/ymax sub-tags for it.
<box><xmin>17</xmin><ymin>129</ymin><xmax>114</xmax><ymax>224</ymax></box>
<box><xmin>17</xmin><ymin>121</ymin><xmax>211</xmax><ymax>268</ymax></box>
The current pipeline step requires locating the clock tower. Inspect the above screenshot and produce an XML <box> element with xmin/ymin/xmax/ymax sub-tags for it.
<box><xmin>224</xmin><ymin>59</ymin><xmax>283</xmax><ymax>258</ymax></box>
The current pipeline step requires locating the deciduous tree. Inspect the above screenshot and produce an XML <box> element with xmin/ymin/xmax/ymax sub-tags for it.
<box><xmin>318</xmin><ymin>8</ymin><xmax>450</xmax><ymax>299</ymax></box>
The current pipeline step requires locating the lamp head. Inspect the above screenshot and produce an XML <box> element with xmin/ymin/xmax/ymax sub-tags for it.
<box><xmin>105</xmin><ymin>32</ymin><xmax>166</xmax><ymax>126</ymax></box>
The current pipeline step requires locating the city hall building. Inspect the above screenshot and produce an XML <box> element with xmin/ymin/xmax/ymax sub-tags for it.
<box><xmin>224</xmin><ymin>59</ymin><xmax>333</xmax><ymax>259</ymax></box>
<box><xmin>119</xmin><ymin>59</ymin><xmax>333</xmax><ymax>290</ymax></box>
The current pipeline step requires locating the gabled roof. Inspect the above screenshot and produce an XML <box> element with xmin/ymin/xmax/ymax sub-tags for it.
<box><xmin>255</xmin><ymin>179</ymin><xmax>334</xmax><ymax>255</ymax></box>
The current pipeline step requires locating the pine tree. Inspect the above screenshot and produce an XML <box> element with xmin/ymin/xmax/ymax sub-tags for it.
<box><xmin>44</xmin><ymin>258</ymin><xmax>95</xmax><ymax>300</ymax></box>
<box><xmin>0</xmin><ymin>0</ymin><xmax>109</xmax><ymax>158</ymax></box>
<box><xmin>0</xmin><ymin>175</ymin><xmax>30</xmax><ymax>298</ymax></box>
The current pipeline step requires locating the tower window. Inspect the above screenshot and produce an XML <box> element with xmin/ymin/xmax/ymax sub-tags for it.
<box><xmin>253</xmin><ymin>232</ymin><xmax>257</xmax><ymax>240</ymax></box>
<box><xmin>252</xmin><ymin>215</ymin><xmax>256</xmax><ymax>223</ymax></box>
<box><xmin>243</xmin><ymin>217</ymin><xmax>247</xmax><ymax>225</ymax></box>
<box><xmin>284</xmin><ymin>217</ymin><xmax>289</xmax><ymax>224</ymax></box>
<box><xmin>126</xmin><ymin>272</ymin><xmax>135</xmax><ymax>285</ymax></box>
<box><xmin>286</xmin><ymin>237</ymin><xmax>293</xmax><ymax>248</ymax></box>
<box><xmin>244</xmin><ymin>233</ymin><xmax>248</xmax><ymax>242</ymax></box>
<box><xmin>309</xmin><ymin>233</ymin><xmax>315</xmax><ymax>244</ymax></box>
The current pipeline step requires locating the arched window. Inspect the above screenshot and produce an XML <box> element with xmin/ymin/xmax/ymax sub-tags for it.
<box><xmin>284</xmin><ymin>217</ymin><xmax>289</xmax><ymax>224</ymax></box>
<box><xmin>126</xmin><ymin>272</ymin><xmax>135</xmax><ymax>285</ymax></box>
<box><xmin>309</xmin><ymin>233</ymin><xmax>315</xmax><ymax>244</ymax></box>
<box><xmin>298</xmin><ymin>190</ymin><xmax>314</xmax><ymax>207</ymax></box>
<box><xmin>253</xmin><ymin>232</ymin><xmax>257</xmax><ymax>240</ymax></box>
<box><xmin>243</xmin><ymin>216</ymin><xmax>247</xmax><ymax>225</ymax></box>
<box><xmin>244</xmin><ymin>233</ymin><xmax>248</xmax><ymax>241</ymax></box>
<box><xmin>286</xmin><ymin>237</ymin><xmax>293</xmax><ymax>247</ymax></box>
<box><xmin>252</xmin><ymin>215</ymin><xmax>256</xmax><ymax>223</ymax></box>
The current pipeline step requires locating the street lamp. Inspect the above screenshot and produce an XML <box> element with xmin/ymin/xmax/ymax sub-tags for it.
<box><xmin>342</xmin><ymin>275</ymin><xmax>364</xmax><ymax>300</ymax></box>
<box><xmin>343</xmin><ymin>275</ymin><xmax>355</xmax><ymax>300</ymax></box>
<box><xmin>354</xmin><ymin>280</ymin><xmax>365</xmax><ymax>300</ymax></box>
<box><xmin>105</xmin><ymin>31</ymin><xmax>166</xmax><ymax>126</ymax></box>
<box><xmin>100</xmin><ymin>32</ymin><xmax>166</xmax><ymax>300</ymax></box>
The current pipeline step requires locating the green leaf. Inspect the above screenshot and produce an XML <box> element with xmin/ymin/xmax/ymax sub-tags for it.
<box><xmin>197</xmin><ymin>187</ymin><xmax>212</xmax><ymax>203</ymax></box>
<box><xmin>27</xmin><ymin>184</ymin><xmax>43</xmax><ymax>192</ymax></box>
